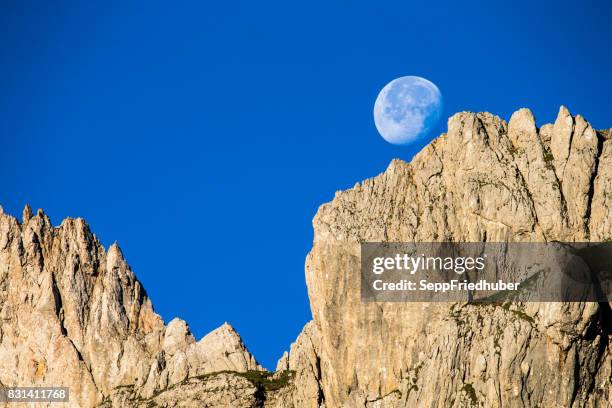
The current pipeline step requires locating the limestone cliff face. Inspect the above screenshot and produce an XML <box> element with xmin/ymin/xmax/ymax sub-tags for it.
<box><xmin>304</xmin><ymin>107</ymin><xmax>611</xmax><ymax>407</ymax></box>
<box><xmin>0</xmin><ymin>209</ymin><xmax>261</xmax><ymax>407</ymax></box>
<box><xmin>0</xmin><ymin>106</ymin><xmax>610</xmax><ymax>408</ymax></box>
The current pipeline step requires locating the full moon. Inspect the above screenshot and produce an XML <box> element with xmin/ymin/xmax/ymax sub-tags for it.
<box><xmin>373</xmin><ymin>76</ymin><xmax>443</xmax><ymax>145</ymax></box>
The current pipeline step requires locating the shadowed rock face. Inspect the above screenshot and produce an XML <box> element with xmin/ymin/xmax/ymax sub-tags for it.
<box><xmin>305</xmin><ymin>107</ymin><xmax>611</xmax><ymax>407</ymax></box>
<box><xmin>0</xmin><ymin>106</ymin><xmax>609</xmax><ymax>408</ymax></box>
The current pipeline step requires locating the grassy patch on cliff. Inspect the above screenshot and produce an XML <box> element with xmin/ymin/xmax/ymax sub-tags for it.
<box><xmin>183</xmin><ymin>369</ymin><xmax>295</xmax><ymax>392</ymax></box>
<box><xmin>100</xmin><ymin>369</ymin><xmax>297</xmax><ymax>406</ymax></box>
<box><xmin>238</xmin><ymin>370</ymin><xmax>295</xmax><ymax>391</ymax></box>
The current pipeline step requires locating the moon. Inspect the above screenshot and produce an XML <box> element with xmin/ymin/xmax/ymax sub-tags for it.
<box><xmin>373</xmin><ymin>76</ymin><xmax>443</xmax><ymax>145</ymax></box>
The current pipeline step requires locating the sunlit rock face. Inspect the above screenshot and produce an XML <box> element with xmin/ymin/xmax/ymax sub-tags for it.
<box><xmin>0</xmin><ymin>210</ymin><xmax>261</xmax><ymax>408</ymax></box>
<box><xmin>306</xmin><ymin>107</ymin><xmax>610</xmax><ymax>407</ymax></box>
<box><xmin>0</xmin><ymin>106</ymin><xmax>609</xmax><ymax>408</ymax></box>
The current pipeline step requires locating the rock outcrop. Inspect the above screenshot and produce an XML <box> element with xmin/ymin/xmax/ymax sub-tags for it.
<box><xmin>275</xmin><ymin>321</ymin><xmax>325</xmax><ymax>408</ymax></box>
<box><xmin>0</xmin><ymin>211</ymin><xmax>261</xmax><ymax>407</ymax></box>
<box><xmin>0</xmin><ymin>106</ymin><xmax>609</xmax><ymax>407</ymax></box>
<box><xmin>304</xmin><ymin>107</ymin><xmax>611</xmax><ymax>407</ymax></box>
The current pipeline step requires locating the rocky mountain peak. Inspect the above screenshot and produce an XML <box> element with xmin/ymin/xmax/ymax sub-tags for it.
<box><xmin>0</xmin><ymin>106</ymin><xmax>609</xmax><ymax>407</ymax></box>
<box><xmin>0</xmin><ymin>209</ymin><xmax>263</xmax><ymax>407</ymax></box>
<box><xmin>307</xmin><ymin>106</ymin><xmax>611</xmax><ymax>407</ymax></box>
<box><xmin>22</xmin><ymin>203</ymin><xmax>33</xmax><ymax>223</ymax></box>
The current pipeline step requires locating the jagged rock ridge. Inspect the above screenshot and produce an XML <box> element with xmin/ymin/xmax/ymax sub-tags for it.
<box><xmin>0</xmin><ymin>106</ymin><xmax>609</xmax><ymax>407</ymax></box>
<box><xmin>0</xmin><ymin>208</ymin><xmax>264</xmax><ymax>407</ymax></box>
<box><xmin>305</xmin><ymin>106</ymin><xmax>611</xmax><ymax>407</ymax></box>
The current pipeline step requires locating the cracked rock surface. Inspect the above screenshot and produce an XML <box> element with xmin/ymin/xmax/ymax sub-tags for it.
<box><xmin>305</xmin><ymin>107</ymin><xmax>611</xmax><ymax>407</ymax></box>
<box><xmin>0</xmin><ymin>106</ymin><xmax>609</xmax><ymax>407</ymax></box>
<box><xmin>0</xmin><ymin>209</ymin><xmax>261</xmax><ymax>407</ymax></box>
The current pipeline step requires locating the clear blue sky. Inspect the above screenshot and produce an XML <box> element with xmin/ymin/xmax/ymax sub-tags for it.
<box><xmin>1</xmin><ymin>1</ymin><xmax>611</xmax><ymax>369</ymax></box>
